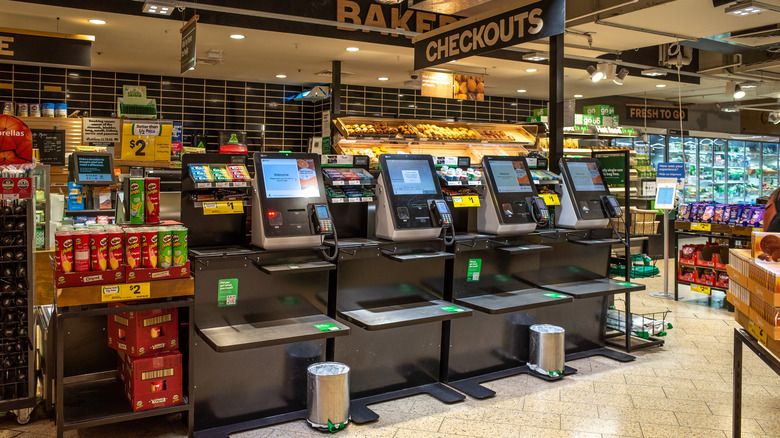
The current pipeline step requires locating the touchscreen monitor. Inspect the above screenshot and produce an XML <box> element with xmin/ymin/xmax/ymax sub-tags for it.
<box><xmin>385</xmin><ymin>159</ymin><xmax>438</xmax><ymax>196</ymax></box>
<box><xmin>565</xmin><ymin>161</ymin><xmax>607</xmax><ymax>192</ymax></box>
<box><xmin>260</xmin><ymin>157</ymin><xmax>321</xmax><ymax>198</ymax></box>
<box><xmin>73</xmin><ymin>153</ymin><xmax>114</xmax><ymax>184</ymax></box>
<box><xmin>487</xmin><ymin>159</ymin><xmax>534</xmax><ymax>193</ymax></box>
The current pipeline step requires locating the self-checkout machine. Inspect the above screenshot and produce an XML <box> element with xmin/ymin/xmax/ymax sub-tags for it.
<box><xmin>189</xmin><ymin>152</ymin><xmax>349</xmax><ymax>436</ymax></box>
<box><xmin>508</xmin><ymin>157</ymin><xmax>645</xmax><ymax>363</ymax></box>
<box><xmin>325</xmin><ymin>153</ymin><xmax>472</xmax><ymax>423</ymax></box>
<box><xmin>422</xmin><ymin>155</ymin><xmax>578</xmax><ymax>398</ymax></box>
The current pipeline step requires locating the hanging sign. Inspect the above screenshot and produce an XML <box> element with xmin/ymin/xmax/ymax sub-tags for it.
<box><xmin>180</xmin><ymin>16</ymin><xmax>198</xmax><ymax>74</ymax></box>
<box><xmin>412</xmin><ymin>0</ymin><xmax>564</xmax><ymax>70</ymax></box>
<box><xmin>0</xmin><ymin>27</ymin><xmax>92</xmax><ymax>67</ymax></box>
<box><xmin>0</xmin><ymin>115</ymin><xmax>33</xmax><ymax>165</ymax></box>
<box><xmin>626</xmin><ymin>104</ymin><xmax>688</xmax><ymax>122</ymax></box>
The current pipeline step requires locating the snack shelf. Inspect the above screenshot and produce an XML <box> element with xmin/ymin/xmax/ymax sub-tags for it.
<box><xmin>192</xmin><ymin>181</ymin><xmax>250</xmax><ymax>189</ymax></box>
<box><xmin>328</xmin><ymin>196</ymin><xmax>376</xmax><ymax>204</ymax></box>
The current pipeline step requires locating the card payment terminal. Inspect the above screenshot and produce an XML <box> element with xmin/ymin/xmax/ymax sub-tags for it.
<box><xmin>556</xmin><ymin>157</ymin><xmax>617</xmax><ymax>229</ymax></box>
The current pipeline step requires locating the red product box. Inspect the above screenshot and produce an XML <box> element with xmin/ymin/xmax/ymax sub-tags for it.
<box><xmin>54</xmin><ymin>266</ymin><xmax>126</xmax><ymax>288</ymax></box>
<box><xmin>695</xmin><ymin>251</ymin><xmax>717</xmax><ymax>268</ymax></box>
<box><xmin>107</xmin><ymin>304</ymin><xmax>179</xmax><ymax>357</ymax></box>
<box><xmin>126</xmin><ymin>261</ymin><xmax>190</xmax><ymax>283</ymax></box>
<box><xmin>696</xmin><ymin>269</ymin><xmax>716</xmax><ymax>286</ymax></box>
<box><xmin>678</xmin><ymin>267</ymin><xmax>696</xmax><ymax>283</ymax></box>
<box><xmin>679</xmin><ymin>249</ymin><xmax>697</xmax><ymax>266</ymax></box>
<box><xmin>121</xmin><ymin>350</ymin><xmax>184</xmax><ymax>412</ymax></box>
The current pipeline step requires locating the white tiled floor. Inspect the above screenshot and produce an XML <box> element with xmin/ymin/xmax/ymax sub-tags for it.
<box><xmin>3</xmin><ymin>261</ymin><xmax>778</xmax><ymax>437</ymax></box>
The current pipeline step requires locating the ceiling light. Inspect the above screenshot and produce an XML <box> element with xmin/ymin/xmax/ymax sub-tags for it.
<box><xmin>768</xmin><ymin>111</ymin><xmax>780</xmax><ymax>125</ymax></box>
<box><xmin>449</xmin><ymin>60</ymin><xmax>457</xmax><ymax>63</ymax></box>
<box><xmin>88</xmin><ymin>19</ymin><xmax>106</xmax><ymax>24</ymax></box>
<box><xmin>725</xmin><ymin>0</ymin><xmax>774</xmax><ymax>15</ymax></box>
<box><xmin>613</xmin><ymin>68</ymin><xmax>629</xmax><ymax>85</ymax></box>
<box><xmin>346</xmin><ymin>47</ymin><xmax>360</xmax><ymax>52</ymax></box>
<box><xmin>230</xmin><ymin>34</ymin><xmax>245</xmax><ymax>39</ymax></box>
<box><xmin>522</xmin><ymin>52</ymin><xmax>548</xmax><ymax>62</ymax></box>
<box><xmin>189</xmin><ymin>66</ymin><xmax>195</xmax><ymax>70</ymax></box>
<box><xmin>734</xmin><ymin>84</ymin><xmax>746</xmax><ymax>99</ymax></box>
<box><xmin>605</xmin><ymin>64</ymin><xmax>617</xmax><ymax>81</ymax></box>
<box><xmin>641</xmin><ymin>68</ymin><xmax>667</xmax><ymax>77</ymax></box>
<box><xmin>586</xmin><ymin>65</ymin><xmax>604</xmax><ymax>82</ymax></box>
<box><xmin>517</xmin><ymin>89</ymin><xmax>527</xmax><ymax>93</ymax></box>
<box><xmin>656</xmin><ymin>84</ymin><xmax>667</xmax><ymax>88</ymax></box>
<box><xmin>525</xmin><ymin>68</ymin><xmax>538</xmax><ymax>73</ymax></box>
<box><xmin>722</xmin><ymin>107</ymin><xmax>738</xmax><ymax>113</ymax></box>
<box><xmin>574</xmin><ymin>94</ymin><xmax>584</xmax><ymax>98</ymax></box>
<box><xmin>275</xmin><ymin>74</ymin><xmax>287</xmax><ymax>79</ymax></box>
<box><xmin>378</xmin><ymin>77</ymin><xmax>389</xmax><ymax>81</ymax></box>
<box><xmin>741</xmin><ymin>82</ymin><xmax>759</xmax><ymax>89</ymax></box>
<box><xmin>142</xmin><ymin>0</ymin><xmax>175</xmax><ymax>15</ymax></box>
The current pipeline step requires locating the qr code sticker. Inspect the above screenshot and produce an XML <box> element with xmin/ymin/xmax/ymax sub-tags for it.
<box><xmin>472</xmin><ymin>273</ymin><xmax>479</xmax><ymax>281</ymax></box>
<box><xmin>226</xmin><ymin>295</ymin><xmax>237</xmax><ymax>306</ymax></box>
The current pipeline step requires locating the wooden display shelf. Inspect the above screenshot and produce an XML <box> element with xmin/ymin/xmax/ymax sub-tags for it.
<box><xmin>115</xmin><ymin>159</ymin><xmax>179</xmax><ymax>169</ymax></box>
<box><xmin>56</xmin><ymin>277</ymin><xmax>194</xmax><ymax>307</ymax></box>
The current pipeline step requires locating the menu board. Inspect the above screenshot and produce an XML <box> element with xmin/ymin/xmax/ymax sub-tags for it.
<box><xmin>31</xmin><ymin>129</ymin><xmax>66</xmax><ymax>165</ymax></box>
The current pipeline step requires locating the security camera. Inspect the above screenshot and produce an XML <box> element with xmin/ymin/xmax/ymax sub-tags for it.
<box><xmin>410</xmin><ymin>74</ymin><xmax>419</xmax><ymax>80</ymax></box>
<box><xmin>769</xmin><ymin>111</ymin><xmax>780</xmax><ymax>125</ymax></box>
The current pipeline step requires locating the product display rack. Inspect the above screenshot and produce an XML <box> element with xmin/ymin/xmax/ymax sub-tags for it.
<box><xmin>53</xmin><ymin>284</ymin><xmax>194</xmax><ymax>438</ymax></box>
<box><xmin>0</xmin><ymin>194</ymin><xmax>36</xmax><ymax>419</ymax></box>
<box><xmin>672</xmin><ymin>221</ymin><xmax>752</xmax><ymax>301</ymax></box>
<box><xmin>732</xmin><ymin>328</ymin><xmax>780</xmax><ymax>438</ymax></box>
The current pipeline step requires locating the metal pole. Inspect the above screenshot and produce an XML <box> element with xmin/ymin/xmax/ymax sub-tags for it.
<box><xmin>649</xmin><ymin>210</ymin><xmax>676</xmax><ymax>299</ymax></box>
<box><xmin>548</xmin><ymin>33</ymin><xmax>564</xmax><ymax>174</ymax></box>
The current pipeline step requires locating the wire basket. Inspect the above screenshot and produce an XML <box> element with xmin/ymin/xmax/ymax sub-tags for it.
<box><xmin>606</xmin><ymin>306</ymin><xmax>672</xmax><ymax>339</ymax></box>
<box><xmin>615</xmin><ymin>207</ymin><xmax>660</xmax><ymax>235</ymax></box>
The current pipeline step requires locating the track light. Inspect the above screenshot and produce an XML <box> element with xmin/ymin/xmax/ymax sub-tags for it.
<box><xmin>724</xmin><ymin>0</ymin><xmax>777</xmax><ymax>15</ymax></box>
<box><xmin>586</xmin><ymin>65</ymin><xmax>604</xmax><ymax>82</ymax></box>
<box><xmin>605</xmin><ymin>64</ymin><xmax>617</xmax><ymax>81</ymax></box>
<box><xmin>734</xmin><ymin>85</ymin><xmax>746</xmax><ymax>99</ymax></box>
<box><xmin>143</xmin><ymin>0</ymin><xmax>176</xmax><ymax>15</ymax></box>
<box><xmin>613</xmin><ymin>68</ymin><xmax>629</xmax><ymax>85</ymax></box>
<box><xmin>522</xmin><ymin>52</ymin><xmax>548</xmax><ymax>62</ymax></box>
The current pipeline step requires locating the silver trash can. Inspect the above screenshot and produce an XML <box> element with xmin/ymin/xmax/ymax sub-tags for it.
<box><xmin>307</xmin><ymin>362</ymin><xmax>350</xmax><ymax>431</ymax></box>
<box><xmin>528</xmin><ymin>324</ymin><xmax>565</xmax><ymax>376</ymax></box>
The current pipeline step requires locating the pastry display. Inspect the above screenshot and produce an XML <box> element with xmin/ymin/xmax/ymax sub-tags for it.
<box><xmin>344</xmin><ymin>121</ymin><xmax>398</xmax><ymax>136</ymax></box>
<box><xmin>415</xmin><ymin>124</ymin><xmax>480</xmax><ymax>141</ymax></box>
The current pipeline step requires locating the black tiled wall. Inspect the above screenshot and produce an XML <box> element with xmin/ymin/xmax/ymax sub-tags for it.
<box><xmin>0</xmin><ymin>63</ymin><xmax>547</xmax><ymax>154</ymax></box>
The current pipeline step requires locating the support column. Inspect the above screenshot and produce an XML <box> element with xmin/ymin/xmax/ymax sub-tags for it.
<box><xmin>548</xmin><ymin>34</ymin><xmax>564</xmax><ymax>174</ymax></box>
<box><xmin>331</xmin><ymin>60</ymin><xmax>342</xmax><ymax>116</ymax></box>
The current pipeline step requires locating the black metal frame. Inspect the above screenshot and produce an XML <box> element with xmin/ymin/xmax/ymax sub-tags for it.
<box><xmin>54</xmin><ymin>297</ymin><xmax>194</xmax><ymax>438</ymax></box>
<box><xmin>733</xmin><ymin>328</ymin><xmax>780</xmax><ymax>438</ymax></box>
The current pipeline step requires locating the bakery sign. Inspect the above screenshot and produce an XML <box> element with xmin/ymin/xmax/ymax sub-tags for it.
<box><xmin>0</xmin><ymin>27</ymin><xmax>92</xmax><ymax>67</ymax></box>
<box><xmin>626</xmin><ymin>104</ymin><xmax>688</xmax><ymax>122</ymax></box>
<box><xmin>412</xmin><ymin>0</ymin><xmax>564</xmax><ymax>70</ymax></box>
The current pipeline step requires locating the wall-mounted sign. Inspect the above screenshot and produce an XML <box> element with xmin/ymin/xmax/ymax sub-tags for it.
<box><xmin>180</xmin><ymin>17</ymin><xmax>198</xmax><ymax>74</ymax></box>
<box><xmin>31</xmin><ymin>129</ymin><xmax>65</xmax><ymax>166</ymax></box>
<box><xmin>412</xmin><ymin>0</ymin><xmax>564</xmax><ymax>70</ymax></box>
<box><xmin>421</xmin><ymin>71</ymin><xmax>454</xmax><ymax>99</ymax></box>
<box><xmin>0</xmin><ymin>27</ymin><xmax>92</xmax><ymax>67</ymax></box>
<box><xmin>626</xmin><ymin>104</ymin><xmax>688</xmax><ymax>121</ymax></box>
<box><xmin>562</xmin><ymin>124</ymin><xmax>637</xmax><ymax>137</ymax></box>
<box><xmin>83</xmin><ymin>118</ymin><xmax>121</xmax><ymax>144</ymax></box>
<box><xmin>336</xmin><ymin>0</ymin><xmax>458</xmax><ymax>38</ymax></box>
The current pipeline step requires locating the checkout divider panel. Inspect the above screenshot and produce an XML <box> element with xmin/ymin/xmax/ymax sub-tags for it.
<box><xmin>329</xmin><ymin>242</ymin><xmax>449</xmax><ymax>398</ymax></box>
<box><xmin>62</xmin><ymin>315</ymin><xmax>118</xmax><ymax>378</ymax></box>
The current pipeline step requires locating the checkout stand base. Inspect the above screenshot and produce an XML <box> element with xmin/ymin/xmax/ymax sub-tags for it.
<box><xmin>193</xmin><ymin>409</ymin><xmax>308</xmax><ymax>438</ymax></box>
<box><xmin>349</xmin><ymin>382</ymin><xmax>464</xmax><ymax>424</ymax></box>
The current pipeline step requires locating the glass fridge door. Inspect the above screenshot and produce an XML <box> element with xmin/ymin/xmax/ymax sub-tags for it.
<box><xmin>728</xmin><ymin>140</ymin><xmax>748</xmax><ymax>203</ymax></box>
<box><xmin>698</xmin><ymin>137</ymin><xmax>715</xmax><ymax>202</ymax></box>
<box><xmin>745</xmin><ymin>141</ymin><xmax>762</xmax><ymax>202</ymax></box>
<box><xmin>762</xmin><ymin>142</ymin><xmax>779</xmax><ymax>197</ymax></box>
<box><xmin>648</xmin><ymin>134</ymin><xmax>666</xmax><ymax>169</ymax></box>
<box><xmin>669</xmin><ymin>136</ymin><xmax>698</xmax><ymax>201</ymax></box>
<box><xmin>712</xmin><ymin>138</ymin><xmax>727</xmax><ymax>204</ymax></box>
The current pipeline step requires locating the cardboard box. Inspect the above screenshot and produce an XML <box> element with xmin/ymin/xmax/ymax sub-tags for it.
<box><xmin>55</xmin><ymin>266</ymin><xmax>126</xmax><ymax>288</ymax></box>
<box><xmin>727</xmin><ymin>291</ymin><xmax>750</xmax><ymax>315</ymax></box>
<box><xmin>727</xmin><ymin>265</ymin><xmax>749</xmax><ymax>290</ymax></box>
<box><xmin>121</xmin><ymin>350</ymin><xmax>183</xmax><ymax>412</ymax></box>
<box><xmin>126</xmin><ymin>261</ymin><xmax>190</xmax><ymax>283</ymax></box>
<box><xmin>108</xmin><ymin>304</ymin><xmax>178</xmax><ymax>357</ymax></box>
<box><xmin>752</xmin><ymin>231</ymin><xmax>780</xmax><ymax>261</ymax></box>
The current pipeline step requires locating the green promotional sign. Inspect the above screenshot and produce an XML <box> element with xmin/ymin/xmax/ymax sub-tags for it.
<box><xmin>314</xmin><ymin>323</ymin><xmax>341</xmax><ymax>332</ymax></box>
<box><xmin>543</xmin><ymin>293</ymin><xmax>569</xmax><ymax>299</ymax></box>
<box><xmin>217</xmin><ymin>278</ymin><xmax>238</xmax><ymax>307</ymax></box>
<box><xmin>440</xmin><ymin>306</ymin><xmax>466</xmax><ymax>313</ymax></box>
<box><xmin>467</xmin><ymin>259</ymin><xmax>482</xmax><ymax>282</ymax></box>
<box><xmin>597</xmin><ymin>156</ymin><xmax>625</xmax><ymax>186</ymax></box>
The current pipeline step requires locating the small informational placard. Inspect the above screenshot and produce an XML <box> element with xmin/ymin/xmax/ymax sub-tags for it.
<box><xmin>314</xmin><ymin>323</ymin><xmax>341</xmax><ymax>332</ymax></box>
<box><xmin>690</xmin><ymin>284</ymin><xmax>711</xmax><ymax>295</ymax></box>
<box><xmin>433</xmin><ymin>156</ymin><xmax>459</xmax><ymax>166</ymax></box>
<box><xmin>543</xmin><ymin>292</ymin><xmax>568</xmax><ymax>299</ymax></box>
<box><xmin>440</xmin><ymin>306</ymin><xmax>467</xmax><ymax>313</ymax></box>
<box><xmin>217</xmin><ymin>278</ymin><xmax>238</xmax><ymax>307</ymax></box>
<box><xmin>657</xmin><ymin>162</ymin><xmax>685</xmax><ymax>185</ymax></box>
<box><xmin>101</xmin><ymin>282</ymin><xmax>151</xmax><ymax>302</ymax></box>
<box><xmin>321</xmin><ymin>155</ymin><xmax>354</xmax><ymax>166</ymax></box>
<box><xmin>421</xmin><ymin>71</ymin><xmax>454</xmax><ymax>99</ymax></box>
<box><xmin>654</xmin><ymin>183</ymin><xmax>677</xmax><ymax>210</ymax></box>
<box><xmin>748</xmin><ymin>320</ymin><xmax>768</xmax><ymax>345</ymax></box>
<box><xmin>452</xmin><ymin>195</ymin><xmax>480</xmax><ymax>208</ymax></box>
<box><xmin>541</xmin><ymin>194</ymin><xmax>560</xmax><ymax>206</ymax></box>
<box><xmin>202</xmin><ymin>200</ymin><xmax>244</xmax><ymax>215</ymax></box>
<box><xmin>690</xmin><ymin>222</ymin><xmax>711</xmax><ymax>232</ymax></box>
<box><xmin>32</xmin><ymin>129</ymin><xmax>66</xmax><ymax>165</ymax></box>
<box><xmin>83</xmin><ymin>118</ymin><xmax>121</xmax><ymax>144</ymax></box>
<box><xmin>466</xmin><ymin>258</ymin><xmax>481</xmax><ymax>282</ymax></box>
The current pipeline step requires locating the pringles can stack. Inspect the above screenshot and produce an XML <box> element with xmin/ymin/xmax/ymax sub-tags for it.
<box><xmin>171</xmin><ymin>226</ymin><xmax>188</xmax><ymax>267</ymax></box>
<box><xmin>144</xmin><ymin>178</ymin><xmax>160</xmax><ymax>223</ymax></box>
<box><xmin>128</xmin><ymin>179</ymin><xmax>145</xmax><ymax>225</ymax></box>
<box><xmin>128</xmin><ymin>177</ymin><xmax>161</xmax><ymax>225</ymax></box>
<box><xmin>55</xmin><ymin>226</ymin><xmax>127</xmax><ymax>273</ymax></box>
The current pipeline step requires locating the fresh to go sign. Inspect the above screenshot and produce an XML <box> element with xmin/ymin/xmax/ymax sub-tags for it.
<box><xmin>626</xmin><ymin>104</ymin><xmax>688</xmax><ymax>122</ymax></box>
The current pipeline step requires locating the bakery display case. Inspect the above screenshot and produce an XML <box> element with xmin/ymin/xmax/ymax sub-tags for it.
<box><xmin>333</xmin><ymin>117</ymin><xmax>537</xmax><ymax>167</ymax></box>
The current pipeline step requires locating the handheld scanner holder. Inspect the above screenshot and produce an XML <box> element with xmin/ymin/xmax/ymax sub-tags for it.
<box><xmin>600</xmin><ymin>195</ymin><xmax>622</xmax><ymax>218</ymax></box>
<box><xmin>525</xmin><ymin>196</ymin><xmax>550</xmax><ymax>224</ymax></box>
<box><xmin>477</xmin><ymin>155</ymin><xmax>541</xmax><ymax>235</ymax></box>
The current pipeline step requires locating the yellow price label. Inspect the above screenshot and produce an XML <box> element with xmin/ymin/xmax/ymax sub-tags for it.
<box><xmin>690</xmin><ymin>222</ymin><xmax>711</xmax><ymax>231</ymax></box>
<box><xmin>754</xmin><ymin>227</ymin><xmax>763</xmax><ymax>233</ymax></box>
<box><xmin>452</xmin><ymin>195</ymin><xmax>481</xmax><ymax>208</ymax></box>
<box><xmin>748</xmin><ymin>321</ymin><xmax>768</xmax><ymax>345</ymax></box>
<box><xmin>690</xmin><ymin>284</ymin><xmax>711</xmax><ymax>295</ymax></box>
<box><xmin>541</xmin><ymin>194</ymin><xmax>560</xmax><ymax>206</ymax></box>
<box><xmin>202</xmin><ymin>200</ymin><xmax>244</xmax><ymax>215</ymax></box>
<box><xmin>101</xmin><ymin>282</ymin><xmax>151</xmax><ymax>302</ymax></box>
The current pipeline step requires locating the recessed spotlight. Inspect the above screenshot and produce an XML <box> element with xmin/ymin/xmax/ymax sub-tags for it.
<box><xmin>525</xmin><ymin>68</ymin><xmax>537</xmax><ymax>73</ymax></box>
<box><xmin>230</xmin><ymin>34</ymin><xmax>245</xmax><ymax>39</ymax></box>
<box><xmin>346</xmin><ymin>47</ymin><xmax>360</xmax><ymax>52</ymax></box>
<box><xmin>88</xmin><ymin>19</ymin><xmax>106</xmax><ymax>25</ymax></box>
<box><xmin>516</xmin><ymin>89</ymin><xmax>527</xmax><ymax>93</ymax></box>
<box><xmin>656</xmin><ymin>84</ymin><xmax>667</xmax><ymax>88</ymax></box>
<box><xmin>574</xmin><ymin>94</ymin><xmax>583</xmax><ymax>98</ymax></box>
<box><xmin>378</xmin><ymin>77</ymin><xmax>389</xmax><ymax>81</ymax></box>
<box><xmin>449</xmin><ymin>60</ymin><xmax>457</xmax><ymax>63</ymax></box>
<box><xmin>189</xmin><ymin>66</ymin><xmax>195</xmax><ymax>71</ymax></box>
<box><xmin>275</xmin><ymin>74</ymin><xmax>287</xmax><ymax>79</ymax></box>
<box><xmin>734</xmin><ymin>84</ymin><xmax>746</xmax><ymax>99</ymax></box>
<box><xmin>522</xmin><ymin>52</ymin><xmax>548</xmax><ymax>62</ymax></box>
